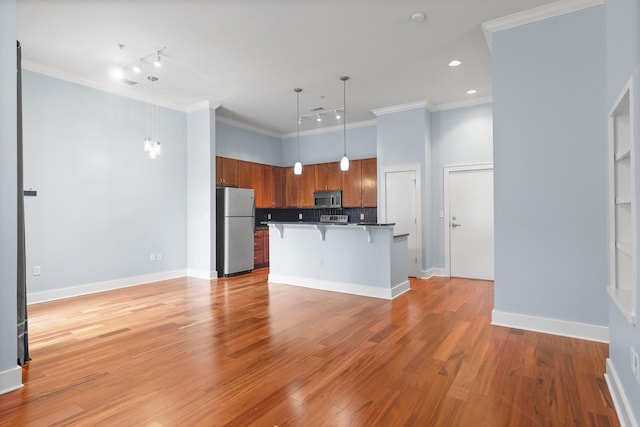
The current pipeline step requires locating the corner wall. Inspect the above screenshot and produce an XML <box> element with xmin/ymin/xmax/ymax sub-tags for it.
<box><xmin>605</xmin><ymin>0</ymin><xmax>640</xmax><ymax>424</ymax></box>
<box><xmin>492</xmin><ymin>6</ymin><xmax>608</xmax><ymax>331</ymax></box>
<box><xmin>0</xmin><ymin>0</ymin><xmax>23</xmax><ymax>394</ymax></box>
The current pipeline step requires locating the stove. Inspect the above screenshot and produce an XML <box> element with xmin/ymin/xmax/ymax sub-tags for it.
<box><xmin>319</xmin><ymin>214</ymin><xmax>349</xmax><ymax>224</ymax></box>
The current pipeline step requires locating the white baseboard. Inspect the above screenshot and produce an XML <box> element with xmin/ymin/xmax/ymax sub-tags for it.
<box><xmin>0</xmin><ymin>366</ymin><xmax>23</xmax><ymax>395</ymax></box>
<box><xmin>421</xmin><ymin>268</ymin><xmax>446</xmax><ymax>279</ymax></box>
<box><xmin>605</xmin><ymin>358</ymin><xmax>639</xmax><ymax>427</ymax></box>
<box><xmin>491</xmin><ymin>309</ymin><xmax>609</xmax><ymax>343</ymax></box>
<box><xmin>186</xmin><ymin>269</ymin><xmax>217</xmax><ymax>280</ymax></box>
<box><xmin>268</xmin><ymin>274</ymin><xmax>410</xmax><ymax>300</ymax></box>
<box><xmin>27</xmin><ymin>270</ymin><xmax>188</xmax><ymax>304</ymax></box>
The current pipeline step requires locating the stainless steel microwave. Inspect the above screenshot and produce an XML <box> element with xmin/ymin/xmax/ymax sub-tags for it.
<box><xmin>314</xmin><ymin>190</ymin><xmax>342</xmax><ymax>208</ymax></box>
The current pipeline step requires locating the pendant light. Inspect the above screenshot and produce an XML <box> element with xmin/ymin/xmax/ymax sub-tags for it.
<box><xmin>144</xmin><ymin>76</ymin><xmax>161</xmax><ymax>159</ymax></box>
<box><xmin>340</xmin><ymin>76</ymin><xmax>350</xmax><ymax>171</ymax></box>
<box><xmin>294</xmin><ymin>88</ymin><xmax>303</xmax><ymax>175</ymax></box>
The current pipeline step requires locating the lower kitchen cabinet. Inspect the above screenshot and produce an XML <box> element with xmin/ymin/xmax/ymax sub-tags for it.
<box><xmin>254</xmin><ymin>229</ymin><xmax>269</xmax><ymax>268</ymax></box>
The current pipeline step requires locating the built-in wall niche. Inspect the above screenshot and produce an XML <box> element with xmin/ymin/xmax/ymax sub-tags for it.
<box><xmin>608</xmin><ymin>77</ymin><xmax>636</xmax><ymax>324</ymax></box>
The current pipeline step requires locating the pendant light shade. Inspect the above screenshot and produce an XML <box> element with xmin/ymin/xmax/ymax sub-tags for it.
<box><xmin>340</xmin><ymin>76</ymin><xmax>349</xmax><ymax>171</ymax></box>
<box><xmin>294</xmin><ymin>87</ymin><xmax>303</xmax><ymax>175</ymax></box>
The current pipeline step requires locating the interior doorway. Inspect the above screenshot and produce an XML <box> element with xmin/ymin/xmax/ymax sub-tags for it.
<box><xmin>381</xmin><ymin>165</ymin><xmax>421</xmax><ymax>277</ymax></box>
<box><xmin>444</xmin><ymin>164</ymin><xmax>494</xmax><ymax>280</ymax></box>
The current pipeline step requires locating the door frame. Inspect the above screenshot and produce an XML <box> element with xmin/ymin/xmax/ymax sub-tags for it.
<box><xmin>443</xmin><ymin>163</ymin><xmax>493</xmax><ymax>277</ymax></box>
<box><xmin>380</xmin><ymin>163</ymin><xmax>422</xmax><ymax>277</ymax></box>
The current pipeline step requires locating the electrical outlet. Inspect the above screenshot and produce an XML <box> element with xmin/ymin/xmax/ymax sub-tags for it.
<box><xmin>33</xmin><ymin>266</ymin><xmax>41</xmax><ymax>276</ymax></box>
<box><xmin>150</xmin><ymin>253</ymin><xmax>155</xmax><ymax>261</ymax></box>
<box><xmin>360</xmin><ymin>213</ymin><xmax>365</xmax><ymax>220</ymax></box>
<box><xmin>267</xmin><ymin>213</ymin><xmax>271</xmax><ymax>220</ymax></box>
<box><xmin>298</xmin><ymin>213</ymin><xmax>303</xmax><ymax>220</ymax></box>
<box><xmin>157</xmin><ymin>253</ymin><xmax>162</xmax><ymax>261</ymax></box>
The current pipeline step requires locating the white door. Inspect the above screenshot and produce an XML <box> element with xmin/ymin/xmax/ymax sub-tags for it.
<box><xmin>385</xmin><ymin>170</ymin><xmax>418</xmax><ymax>277</ymax></box>
<box><xmin>449</xmin><ymin>168</ymin><xmax>494</xmax><ymax>280</ymax></box>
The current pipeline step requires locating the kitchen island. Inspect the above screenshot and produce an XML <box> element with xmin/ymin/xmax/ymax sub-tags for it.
<box><xmin>267</xmin><ymin>222</ymin><xmax>409</xmax><ymax>299</ymax></box>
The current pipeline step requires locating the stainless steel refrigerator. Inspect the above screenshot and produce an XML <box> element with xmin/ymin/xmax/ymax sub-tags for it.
<box><xmin>216</xmin><ymin>187</ymin><xmax>255</xmax><ymax>277</ymax></box>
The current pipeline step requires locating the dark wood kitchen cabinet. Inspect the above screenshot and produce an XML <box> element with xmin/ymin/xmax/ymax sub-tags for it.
<box><xmin>341</xmin><ymin>159</ymin><xmax>362</xmax><ymax>207</ymax></box>
<box><xmin>272</xmin><ymin>167</ymin><xmax>283</xmax><ymax>208</ymax></box>
<box><xmin>237</xmin><ymin>160</ymin><xmax>252</xmax><ymax>189</ymax></box>
<box><xmin>215</xmin><ymin>156</ymin><xmax>239</xmax><ymax>187</ymax></box>
<box><xmin>262</xmin><ymin>165</ymin><xmax>274</xmax><ymax>207</ymax></box>
<box><xmin>251</xmin><ymin>162</ymin><xmax>264</xmax><ymax>208</ymax></box>
<box><xmin>361</xmin><ymin>158</ymin><xmax>377</xmax><ymax>207</ymax></box>
<box><xmin>284</xmin><ymin>167</ymin><xmax>299</xmax><ymax>208</ymax></box>
<box><xmin>254</xmin><ymin>229</ymin><xmax>269</xmax><ymax>268</ymax></box>
<box><xmin>284</xmin><ymin>165</ymin><xmax>315</xmax><ymax>208</ymax></box>
<box><xmin>314</xmin><ymin>162</ymin><xmax>341</xmax><ymax>191</ymax></box>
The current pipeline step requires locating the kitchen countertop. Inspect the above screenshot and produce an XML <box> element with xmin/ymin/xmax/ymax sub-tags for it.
<box><xmin>263</xmin><ymin>221</ymin><xmax>396</xmax><ymax>227</ymax></box>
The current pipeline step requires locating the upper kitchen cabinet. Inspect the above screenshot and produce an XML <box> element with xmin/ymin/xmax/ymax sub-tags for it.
<box><xmin>341</xmin><ymin>159</ymin><xmax>362</xmax><ymax>207</ymax></box>
<box><xmin>284</xmin><ymin>165</ymin><xmax>315</xmax><ymax>208</ymax></box>
<box><xmin>262</xmin><ymin>165</ymin><xmax>275</xmax><ymax>208</ymax></box>
<box><xmin>237</xmin><ymin>160</ymin><xmax>252</xmax><ymax>189</ymax></box>
<box><xmin>315</xmin><ymin>162</ymin><xmax>342</xmax><ymax>192</ymax></box>
<box><xmin>361</xmin><ymin>158</ymin><xmax>377</xmax><ymax>207</ymax></box>
<box><xmin>299</xmin><ymin>164</ymin><xmax>315</xmax><ymax>207</ymax></box>
<box><xmin>272</xmin><ymin>167</ymin><xmax>284</xmax><ymax>208</ymax></box>
<box><xmin>215</xmin><ymin>156</ymin><xmax>239</xmax><ymax>187</ymax></box>
<box><xmin>341</xmin><ymin>158</ymin><xmax>377</xmax><ymax>208</ymax></box>
<box><xmin>251</xmin><ymin>162</ymin><xmax>264</xmax><ymax>208</ymax></box>
<box><xmin>284</xmin><ymin>167</ymin><xmax>299</xmax><ymax>208</ymax></box>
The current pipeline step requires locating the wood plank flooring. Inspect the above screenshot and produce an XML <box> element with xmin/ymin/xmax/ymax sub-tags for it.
<box><xmin>0</xmin><ymin>270</ymin><xmax>619</xmax><ymax>426</ymax></box>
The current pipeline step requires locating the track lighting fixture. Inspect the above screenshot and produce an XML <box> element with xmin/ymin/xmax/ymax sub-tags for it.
<box><xmin>153</xmin><ymin>51</ymin><xmax>162</xmax><ymax>67</ymax></box>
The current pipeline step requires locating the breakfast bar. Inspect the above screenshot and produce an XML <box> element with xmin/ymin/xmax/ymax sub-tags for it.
<box><xmin>267</xmin><ymin>222</ymin><xmax>409</xmax><ymax>299</ymax></box>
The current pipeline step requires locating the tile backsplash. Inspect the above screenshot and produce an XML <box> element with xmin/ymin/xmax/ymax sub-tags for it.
<box><xmin>255</xmin><ymin>207</ymin><xmax>377</xmax><ymax>229</ymax></box>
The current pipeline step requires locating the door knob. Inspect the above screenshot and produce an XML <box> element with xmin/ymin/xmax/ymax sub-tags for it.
<box><xmin>451</xmin><ymin>222</ymin><xmax>461</xmax><ymax>227</ymax></box>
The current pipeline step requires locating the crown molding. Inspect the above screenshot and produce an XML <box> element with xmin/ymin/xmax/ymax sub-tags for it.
<box><xmin>22</xmin><ymin>60</ymin><xmax>189</xmax><ymax>112</ymax></box>
<box><xmin>432</xmin><ymin>96</ymin><xmax>493</xmax><ymax>112</ymax></box>
<box><xmin>482</xmin><ymin>0</ymin><xmax>604</xmax><ymax>52</ymax></box>
<box><xmin>371</xmin><ymin>101</ymin><xmax>431</xmax><ymax>116</ymax></box>
<box><xmin>282</xmin><ymin>119</ymin><xmax>377</xmax><ymax>139</ymax></box>
<box><xmin>185</xmin><ymin>100</ymin><xmax>217</xmax><ymax>112</ymax></box>
<box><xmin>215</xmin><ymin>115</ymin><xmax>283</xmax><ymax>139</ymax></box>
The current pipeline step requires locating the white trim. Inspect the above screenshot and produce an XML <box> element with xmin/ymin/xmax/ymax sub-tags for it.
<box><xmin>22</xmin><ymin>60</ymin><xmax>187</xmax><ymax>112</ymax></box>
<box><xmin>482</xmin><ymin>0</ymin><xmax>604</xmax><ymax>52</ymax></box>
<box><xmin>0</xmin><ymin>366</ymin><xmax>23</xmax><ymax>395</ymax></box>
<box><xmin>282</xmin><ymin>119</ymin><xmax>377</xmax><ymax>139</ymax></box>
<box><xmin>605</xmin><ymin>358</ymin><xmax>640</xmax><ymax>427</ymax></box>
<box><xmin>268</xmin><ymin>274</ymin><xmax>410</xmax><ymax>300</ymax></box>
<box><xmin>379</xmin><ymin>164</ymin><xmax>423</xmax><ymax>277</ymax></box>
<box><xmin>187</xmin><ymin>269</ymin><xmax>218</xmax><ymax>281</ymax></box>
<box><xmin>443</xmin><ymin>163</ymin><xmax>494</xmax><ymax>277</ymax></box>
<box><xmin>421</xmin><ymin>268</ymin><xmax>445</xmax><ymax>279</ymax></box>
<box><xmin>432</xmin><ymin>96</ymin><xmax>493</xmax><ymax>112</ymax></box>
<box><xmin>27</xmin><ymin>270</ymin><xmax>188</xmax><ymax>304</ymax></box>
<box><xmin>491</xmin><ymin>309</ymin><xmax>609</xmax><ymax>343</ymax></box>
<box><xmin>185</xmin><ymin>100</ymin><xmax>212</xmax><ymax>112</ymax></box>
<box><xmin>215</xmin><ymin>115</ymin><xmax>283</xmax><ymax>139</ymax></box>
<box><xmin>372</xmin><ymin>101</ymin><xmax>431</xmax><ymax>116</ymax></box>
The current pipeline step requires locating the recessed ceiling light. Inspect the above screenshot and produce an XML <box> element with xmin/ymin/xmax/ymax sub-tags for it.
<box><xmin>410</xmin><ymin>12</ymin><xmax>425</xmax><ymax>23</ymax></box>
<box><xmin>449</xmin><ymin>60</ymin><xmax>461</xmax><ymax>67</ymax></box>
<box><xmin>112</xmin><ymin>68</ymin><xmax>124</xmax><ymax>80</ymax></box>
<box><xmin>466</xmin><ymin>89</ymin><xmax>477</xmax><ymax>95</ymax></box>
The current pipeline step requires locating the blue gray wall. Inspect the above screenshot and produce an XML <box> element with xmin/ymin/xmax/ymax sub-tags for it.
<box><xmin>606</xmin><ymin>0</ymin><xmax>640</xmax><ymax>421</ymax></box>
<box><xmin>376</xmin><ymin>107</ymin><xmax>432</xmax><ymax>272</ymax></box>
<box><xmin>187</xmin><ymin>107</ymin><xmax>216</xmax><ymax>279</ymax></box>
<box><xmin>431</xmin><ymin>104</ymin><xmax>493</xmax><ymax>270</ymax></box>
<box><xmin>216</xmin><ymin>121</ymin><xmax>281</xmax><ymax>166</ymax></box>
<box><xmin>281</xmin><ymin>124</ymin><xmax>377</xmax><ymax>166</ymax></box>
<box><xmin>22</xmin><ymin>71</ymin><xmax>188</xmax><ymax>296</ymax></box>
<box><xmin>0</xmin><ymin>0</ymin><xmax>21</xmax><ymax>393</ymax></box>
<box><xmin>492</xmin><ymin>6</ymin><xmax>607</xmax><ymax>325</ymax></box>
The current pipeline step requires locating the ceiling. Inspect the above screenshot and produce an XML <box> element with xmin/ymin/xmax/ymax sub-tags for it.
<box><xmin>16</xmin><ymin>0</ymin><xmax>556</xmax><ymax>137</ymax></box>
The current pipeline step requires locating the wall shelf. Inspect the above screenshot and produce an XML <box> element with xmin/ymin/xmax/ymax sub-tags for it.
<box><xmin>608</xmin><ymin>77</ymin><xmax>637</xmax><ymax>325</ymax></box>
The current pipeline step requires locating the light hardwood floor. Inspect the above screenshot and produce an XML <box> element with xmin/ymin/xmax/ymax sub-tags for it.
<box><xmin>0</xmin><ymin>269</ymin><xmax>619</xmax><ymax>426</ymax></box>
